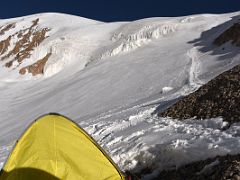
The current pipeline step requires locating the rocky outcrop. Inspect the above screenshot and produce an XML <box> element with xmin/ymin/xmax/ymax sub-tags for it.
<box><xmin>19</xmin><ymin>53</ymin><xmax>51</xmax><ymax>76</ymax></box>
<box><xmin>214</xmin><ymin>22</ymin><xmax>240</xmax><ymax>46</ymax></box>
<box><xmin>0</xmin><ymin>36</ymin><xmax>11</xmax><ymax>55</ymax></box>
<box><xmin>155</xmin><ymin>154</ymin><xmax>240</xmax><ymax>180</ymax></box>
<box><xmin>159</xmin><ymin>64</ymin><xmax>240</xmax><ymax>124</ymax></box>
<box><xmin>0</xmin><ymin>18</ymin><xmax>51</xmax><ymax>76</ymax></box>
<box><xmin>0</xmin><ymin>23</ymin><xmax>15</xmax><ymax>35</ymax></box>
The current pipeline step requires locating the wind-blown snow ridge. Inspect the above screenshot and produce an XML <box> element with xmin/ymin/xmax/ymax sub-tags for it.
<box><xmin>82</xmin><ymin>108</ymin><xmax>240</xmax><ymax>178</ymax></box>
<box><xmin>0</xmin><ymin>143</ymin><xmax>12</xmax><ymax>169</ymax></box>
<box><xmin>186</xmin><ymin>47</ymin><xmax>204</xmax><ymax>91</ymax></box>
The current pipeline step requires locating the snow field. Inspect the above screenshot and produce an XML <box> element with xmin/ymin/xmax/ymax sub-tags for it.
<box><xmin>0</xmin><ymin>12</ymin><xmax>240</xmax><ymax>179</ymax></box>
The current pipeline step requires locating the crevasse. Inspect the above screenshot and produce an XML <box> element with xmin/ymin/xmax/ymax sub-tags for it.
<box><xmin>100</xmin><ymin>24</ymin><xmax>178</xmax><ymax>59</ymax></box>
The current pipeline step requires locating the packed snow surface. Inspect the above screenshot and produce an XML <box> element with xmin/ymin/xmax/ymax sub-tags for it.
<box><xmin>0</xmin><ymin>12</ymin><xmax>240</xmax><ymax>178</ymax></box>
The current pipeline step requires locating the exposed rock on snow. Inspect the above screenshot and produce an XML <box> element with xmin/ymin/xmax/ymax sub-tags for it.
<box><xmin>0</xmin><ymin>23</ymin><xmax>15</xmax><ymax>36</ymax></box>
<box><xmin>155</xmin><ymin>154</ymin><xmax>240</xmax><ymax>180</ymax></box>
<box><xmin>19</xmin><ymin>53</ymin><xmax>51</xmax><ymax>76</ymax></box>
<box><xmin>159</xmin><ymin>64</ymin><xmax>240</xmax><ymax>124</ymax></box>
<box><xmin>0</xmin><ymin>18</ymin><xmax>51</xmax><ymax>75</ymax></box>
<box><xmin>214</xmin><ymin>22</ymin><xmax>240</xmax><ymax>47</ymax></box>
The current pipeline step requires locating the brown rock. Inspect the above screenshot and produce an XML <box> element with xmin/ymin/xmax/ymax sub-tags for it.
<box><xmin>0</xmin><ymin>18</ymin><xmax>51</xmax><ymax>75</ymax></box>
<box><xmin>19</xmin><ymin>53</ymin><xmax>51</xmax><ymax>76</ymax></box>
<box><xmin>214</xmin><ymin>23</ymin><xmax>240</xmax><ymax>46</ymax></box>
<box><xmin>159</xmin><ymin>64</ymin><xmax>240</xmax><ymax>124</ymax></box>
<box><xmin>149</xmin><ymin>154</ymin><xmax>240</xmax><ymax>180</ymax></box>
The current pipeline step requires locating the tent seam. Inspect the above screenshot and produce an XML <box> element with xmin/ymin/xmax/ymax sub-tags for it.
<box><xmin>54</xmin><ymin>118</ymin><xmax>58</xmax><ymax>176</ymax></box>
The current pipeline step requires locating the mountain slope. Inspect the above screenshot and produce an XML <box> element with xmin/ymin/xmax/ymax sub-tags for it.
<box><xmin>0</xmin><ymin>12</ymin><xmax>240</xmax><ymax>178</ymax></box>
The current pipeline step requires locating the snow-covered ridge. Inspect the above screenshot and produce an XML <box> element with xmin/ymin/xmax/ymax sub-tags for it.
<box><xmin>0</xmin><ymin>13</ymin><xmax>103</xmax><ymax>80</ymax></box>
<box><xmin>1</xmin><ymin>12</ymin><xmax>239</xmax><ymax>80</ymax></box>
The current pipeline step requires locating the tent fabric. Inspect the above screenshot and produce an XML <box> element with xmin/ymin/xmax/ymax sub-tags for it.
<box><xmin>0</xmin><ymin>114</ymin><xmax>125</xmax><ymax>180</ymax></box>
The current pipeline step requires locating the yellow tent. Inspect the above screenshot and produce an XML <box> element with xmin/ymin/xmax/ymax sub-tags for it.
<box><xmin>0</xmin><ymin>114</ymin><xmax>125</xmax><ymax>180</ymax></box>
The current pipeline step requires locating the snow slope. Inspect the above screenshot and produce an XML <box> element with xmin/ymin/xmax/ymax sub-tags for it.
<box><xmin>0</xmin><ymin>12</ymin><xmax>240</xmax><ymax>178</ymax></box>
